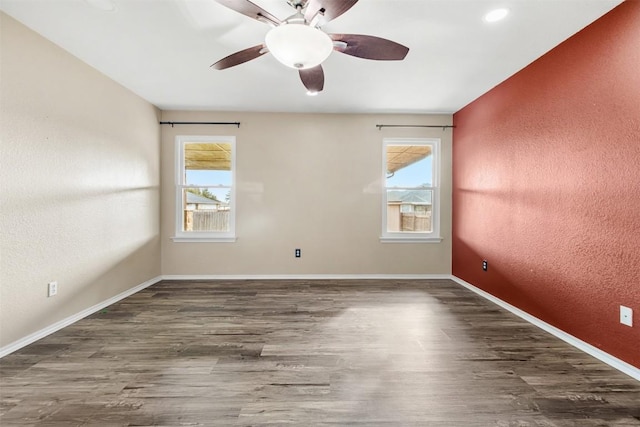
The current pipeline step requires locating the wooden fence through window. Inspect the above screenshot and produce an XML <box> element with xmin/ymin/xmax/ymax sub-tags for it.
<box><xmin>185</xmin><ymin>211</ymin><xmax>229</xmax><ymax>231</ymax></box>
<box><xmin>401</xmin><ymin>213</ymin><xmax>431</xmax><ymax>232</ymax></box>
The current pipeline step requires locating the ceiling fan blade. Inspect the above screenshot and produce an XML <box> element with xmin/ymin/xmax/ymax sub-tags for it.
<box><xmin>330</xmin><ymin>34</ymin><xmax>409</xmax><ymax>61</ymax></box>
<box><xmin>211</xmin><ymin>44</ymin><xmax>267</xmax><ymax>70</ymax></box>
<box><xmin>299</xmin><ymin>65</ymin><xmax>324</xmax><ymax>93</ymax></box>
<box><xmin>213</xmin><ymin>0</ymin><xmax>280</xmax><ymax>26</ymax></box>
<box><xmin>304</xmin><ymin>0</ymin><xmax>358</xmax><ymax>25</ymax></box>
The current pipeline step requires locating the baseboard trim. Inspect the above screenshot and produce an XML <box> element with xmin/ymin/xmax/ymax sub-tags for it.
<box><xmin>450</xmin><ymin>275</ymin><xmax>640</xmax><ymax>382</ymax></box>
<box><xmin>161</xmin><ymin>274</ymin><xmax>452</xmax><ymax>281</ymax></box>
<box><xmin>0</xmin><ymin>275</ymin><xmax>163</xmax><ymax>359</ymax></box>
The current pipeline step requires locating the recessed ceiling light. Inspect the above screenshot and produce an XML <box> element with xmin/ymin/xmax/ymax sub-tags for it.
<box><xmin>484</xmin><ymin>8</ymin><xmax>509</xmax><ymax>23</ymax></box>
<box><xmin>85</xmin><ymin>0</ymin><xmax>117</xmax><ymax>12</ymax></box>
<box><xmin>306</xmin><ymin>90</ymin><xmax>319</xmax><ymax>97</ymax></box>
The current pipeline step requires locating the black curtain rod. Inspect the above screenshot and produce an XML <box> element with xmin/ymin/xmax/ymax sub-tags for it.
<box><xmin>159</xmin><ymin>121</ymin><xmax>240</xmax><ymax>128</ymax></box>
<box><xmin>376</xmin><ymin>124</ymin><xmax>455</xmax><ymax>130</ymax></box>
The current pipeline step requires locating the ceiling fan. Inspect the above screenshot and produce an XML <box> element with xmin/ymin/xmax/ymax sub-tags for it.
<box><xmin>211</xmin><ymin>0</ymin><xmax>410</xmax><ymax>95</ymax></box>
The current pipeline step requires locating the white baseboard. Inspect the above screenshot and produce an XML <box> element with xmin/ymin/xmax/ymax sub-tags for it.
<box><xmin>450</xmin><ymin>275</ymin><xmax>640</xmax><ymax>382</ymax></box>
<box><xmin>161</xmin><ymin>274</ymin><xmax>452</xmax><ymax>281</ymax></box>
<box><xmin>0</xmin><ymin>275</ymin><xmax>163</xmax><ymax>359</ymax></box>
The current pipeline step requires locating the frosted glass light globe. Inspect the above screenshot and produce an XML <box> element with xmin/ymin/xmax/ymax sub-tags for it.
<box><xmin>265</xmin><ymin>24</ymin><xmax>333</xmax><ymax>70</ymax></box>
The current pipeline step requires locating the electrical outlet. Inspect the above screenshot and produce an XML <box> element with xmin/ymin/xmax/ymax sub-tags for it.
<box><xmin>482</xmin><ymin>260</ymin><xmax>488</xmax><ymax>271</ymax></box>
<box><xmin>295</xmin><ymin>249</ymin><xmax>301</xmax><ymax>258</ymax></box>
<box><xmin>620</xmin><ymin>305</ymin><xmax>633</xmax><ymax>327</ymax></box>
<box><xmin>48</xmin><ymin>281</ymin><xmax>58</xmax><ymax>297</ymax></box>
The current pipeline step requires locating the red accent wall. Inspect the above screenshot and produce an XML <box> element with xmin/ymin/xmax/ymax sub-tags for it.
<box><xmin>452</xmin><ymin>1</ymin><xmax>640</xmax><ymax>369</ymax></box>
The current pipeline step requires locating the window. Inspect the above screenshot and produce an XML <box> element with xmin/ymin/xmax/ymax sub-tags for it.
<box><xmin>381</xmin><ymin>138</ymin><xmax>441</xmax><ymax>242</ymax></box>
<box><xmin>173</xmin><ymin>136</ymin><xmax>236</xmax><ymax>242</ymax></box>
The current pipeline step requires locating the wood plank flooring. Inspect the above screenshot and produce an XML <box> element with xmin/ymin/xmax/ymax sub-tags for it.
<box><xmin>1</xmin><ymin>279</ymin><xmax>639</xmax><ymax>426</ymax></box>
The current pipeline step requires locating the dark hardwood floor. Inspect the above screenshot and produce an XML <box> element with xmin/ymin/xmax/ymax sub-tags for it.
<box><xmin>1</xmin><ymin>279</ymin><xmax>639</xmax><ymax>426</ymax></box>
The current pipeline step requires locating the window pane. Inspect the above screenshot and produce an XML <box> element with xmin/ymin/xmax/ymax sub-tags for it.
<box><xmin>386</xmin><ymin>189</ymin><xmax>432</xmax><ymax>233</ymax></box>
<box><xmin>184</xmin><ymin>142</ymin><xmax>232</xmax><ymax>185</ymax></box>
<box><xmin>386</xmin><ymin>145</ymin><xmax>432</xmax><ymax>187</ymax></box>
<box><xmin>182</xmin><ymin>188</ymin><xmax>231</xmax><ymax>232</ymax></box>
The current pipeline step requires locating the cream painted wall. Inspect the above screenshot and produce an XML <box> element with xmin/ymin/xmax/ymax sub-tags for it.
<box><xmin>0</xmin><ymin>13</ymin><xmax>161</xmax><ymax>347</ymax></box>
<box><xmin>161</xmin><ymin>111</ymin><xmax>452</xmax><ymax>275</ymax></box>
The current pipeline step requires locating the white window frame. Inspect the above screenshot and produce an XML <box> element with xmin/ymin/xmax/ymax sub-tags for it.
<box><xmin>381</xmin><ymin>137</ymin><xmax>442</xmax><ymax>243</ymax></box>
<box><xmin>172</xmin><ymin>135</ymin><xmax>236</xmax><ymax>243</ymax></box>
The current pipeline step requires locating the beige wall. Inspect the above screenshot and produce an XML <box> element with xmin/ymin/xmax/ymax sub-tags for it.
<box><xmin>0</xmin><ymin>13</ymin><xmax>161</xmax><ymax>347</ymax></box>
<box><xmin>161</xmin><ymin>111</ymin><xmax>452</xmax><ymax>275</ymax></box>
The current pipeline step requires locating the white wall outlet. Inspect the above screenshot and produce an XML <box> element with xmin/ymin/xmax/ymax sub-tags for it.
<box><xmin>48</xmin><ymin>281</ymin><xmax>58</xmax><ymax>297</ymax></box>
<box><xmin>620</xmin><ymin>305</ymin><xmax>633</xmax><ymax>327</ymax></box>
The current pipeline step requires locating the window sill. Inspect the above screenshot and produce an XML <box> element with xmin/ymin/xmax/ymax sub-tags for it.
<box><xmin>171</xmin><ymin>236</ymin><xmax>237</xmax><ymax>243</ymax></box>
<box><xmin>379</xmin><ymin>236</ymin><xmax>443</xmax><ymax>243</ymax></box>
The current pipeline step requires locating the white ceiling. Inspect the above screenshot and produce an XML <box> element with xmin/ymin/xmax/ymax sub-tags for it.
<box><xmin>1</xmin><ymin>0</ymin><xmax>623</xmax><ymax>114</ymax></box>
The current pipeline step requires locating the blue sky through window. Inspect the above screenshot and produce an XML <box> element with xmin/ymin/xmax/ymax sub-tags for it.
<box><xmin>186</xmin><ymin>170</ymin><xmax>231</xmax><ymax>186</ymax></box>
<box><xmin>386</xmin><ymin>155</ymin><xmax>433</xmax><ymax>187</ymax></box>
<box><xmin>185</xmin><ymin>170</ymin><xmax>231</xmax><ymax>202</ymax></box>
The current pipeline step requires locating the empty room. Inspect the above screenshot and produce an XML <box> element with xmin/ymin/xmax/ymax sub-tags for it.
<box><xmin>1</xmin><ymin>0</ymin><xmax>639</xmax><ymax>425</ymax></box>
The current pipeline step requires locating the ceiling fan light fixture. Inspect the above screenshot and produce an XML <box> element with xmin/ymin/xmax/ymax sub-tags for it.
<box><xmin>484</xmin><ymin>8</ymin><xmax>509</xmax><ymax>23</ymax></box>
<box><xmin>265</xmin><ymin>23</ymin><xmax>333</xmax><ymax>69</ymax></box>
